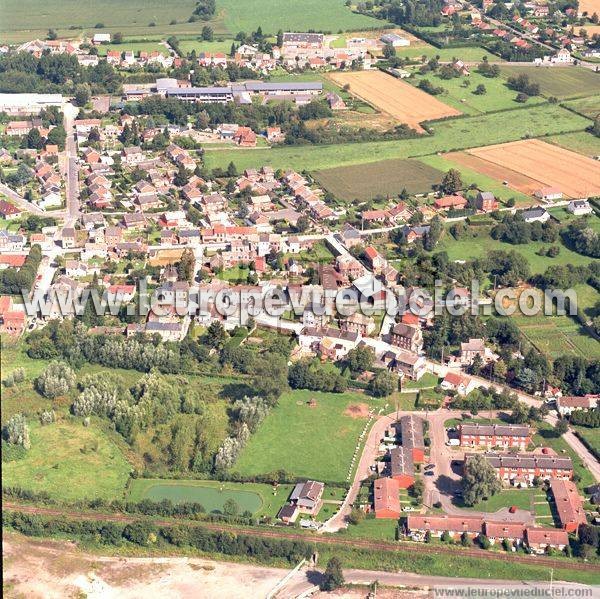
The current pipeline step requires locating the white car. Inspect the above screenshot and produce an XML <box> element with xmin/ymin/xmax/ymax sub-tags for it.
<box><xmin>402</xmin><ymin>506</ymin><xmax>414</xmax><ymax>512</ymax></box>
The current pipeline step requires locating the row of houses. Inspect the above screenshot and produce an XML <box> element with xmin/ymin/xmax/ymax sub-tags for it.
<box><xmin>404</xmin><ymin>515</ymin><xmax>570</xmax><ymax>553</ymax></box>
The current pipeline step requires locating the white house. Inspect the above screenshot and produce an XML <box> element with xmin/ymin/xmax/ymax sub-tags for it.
<box><xmin>380</xmin><ymin>33</ymin><xmax>410</xmax><ymax>47</ymax></box>
<box><xmin>521</xmin><ymin>208</ymin><xmax>550</xmax><ymax>224</ymax></box>
<box><xmin>92</xmin><ymin>33</ymin><xmax>111</xmax><ymax>44</ymax></box>
<box><xmin>567</xmin><ymin>200</ymin><xmax>593</xmax><ymax>216</ymax></box>
<box><xmin>534</xmin><ymin>187</ymin><xmax>562</xmax><ymax>202</ymax></box>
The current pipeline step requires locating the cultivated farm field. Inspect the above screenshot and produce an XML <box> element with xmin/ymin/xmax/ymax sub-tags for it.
<box><xmin>313</xmin><ymin>158</ymin><xmax>444</xmax><ymax>200</ymax></box>
<box><xmin>467</xmin><ymin>139</ymin><xmax>600</xmax><ymax>198</ymax></box>
<box><xmin>501</xmin><ymin>65</ymin><xmax>600</xmax><ymax>99</ymax></box>
<box><xmin>328</xmin><ymin>70</ymin><xmax>462</xmax><ymax>131</ymax></box>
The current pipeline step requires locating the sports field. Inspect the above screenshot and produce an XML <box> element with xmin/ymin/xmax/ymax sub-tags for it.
<box><xmin>313</xmin><ymin>158</ymin><xmax>444</xmax><ymax>200</ymax></box>
<box><xmin>467</xmin><ymin>139</ymin><xmax>600</xmax><ymax>198</ymax></box>
<box><xmin>234</xmin><ymin>389</ymin><xmax>382</xmax><ymax>482</ymax></box>
<box><xmin>501</xmin><ymin>66</ymin><xmax>600</xmax><ymax>99</ymax></box>
<box><xmin>329</xmin><ymin>70</ymin><xmax>461</xmax><ymax>131</ymax></box>
<box><xmin>128</xmin><ymin>479</ymin><xmax>294</xmax><ymax>516</ymax></box>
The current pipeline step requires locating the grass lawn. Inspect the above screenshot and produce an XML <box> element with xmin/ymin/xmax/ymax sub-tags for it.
<box><xmin>572</xmin><ymin>426</ymin><xmax>600</xmax><ymax>456</ymax></box>
<box><xmin>391</xmin><ymin>391</ymin><xmax>420</xmax><ymax>411</ymax></box>
<box><xmin>313</xmin><ymin>158</ymin><xmax>444</xmax><ymax>201</ymax></box>
<box><xmin>205</xmin><ymin>104</ymin><xmax>589</xmax><ymax>173</ymax></box>
<box><xmin>216</xmin><ymin>264</ymin><xmax>252</xmax><ymax>283</ymax></box>
<box><xmin>177</xmin><ymin>38</ymin><xmax>235</xmax><ymax>56</ymax></box>
<box><xmin>573</xmin><ymin>283</ymin><xmax>600</xmax><ymax>320</ymax></box>
<box><xmin>95</xmin><ymin>40</ymin><xmax>169</xmax><ymax>56</ymax></box>
<box><xmin>532</xmin><ymin>422</ymin><xmax>596</xmax><ymax>490</ymax></box>
<box><xmin>234</xmin><ymin>389</ymin><xmax>383</xmax><ymax>482</ymax></box>
<box><xmin>500</xmin><ymin>66</ymin><xmax>600</xmax><ymax>99</ymax></box>
<box><xmin>3</xmin><ymin>419</ymin><xmax>132</xmax><ymax>502</ymax></box>
<box><xmin>128</xmin><ymin>478</ymin><xmax>294</xmax><ymax>517</ymax></box>
<box><xmin>403</xmin><ymin>372</ymin><xmax>440</xmax><ymax>390</ymax></box>
<box><xmin>408</xmin><ymin>70</ymin><xmax>545</xmax><ymax>116</ymax></box>
<box><xmin>458</xmin><ymin>488</ymin><xmax>536</xmax><ymax>512</ymax></box>
<box><xmin>341</xmin><ymin>517</ymin><xmax>397</xmax><ymax>541</ymax></box>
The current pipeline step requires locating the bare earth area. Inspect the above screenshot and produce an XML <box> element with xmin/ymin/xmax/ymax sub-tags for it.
<box><xmin>344</xmin><ymin>403</ymin><xmax>371</xmax><ymax>419</ymax></box>
<box><xmin>579</xmin><ymin>0</ymin><xmax>600</xmax><ymax>16</ymax></box>
<box><xmin>328</xmin><ymin>71</ymin><xmax>461</xmax><ymax>131</ymax></box>
<box><xmin>444</xmin><ymin>151</ymin><xmax>545</xmax><ymax>195</ymax></box>
<box><xmin>3</xmin><ymin>533</ymin><xmax>285</xmax><ymax>599</ymax></box>
<box><xmin>467</xmin><ymin>139</ymin><xmax>600</xmax><ymax>198</ymax></box>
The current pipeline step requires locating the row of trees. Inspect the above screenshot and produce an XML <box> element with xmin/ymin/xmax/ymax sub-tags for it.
<box><xmin>0</xmin><ymin>244</ymin><xmax>42</xmax><ymax>295</ymax></box>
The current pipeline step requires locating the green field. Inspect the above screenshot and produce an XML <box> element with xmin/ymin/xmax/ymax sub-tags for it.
<box><xmin>395</xmin><ymin>46</ymin><xmax>497</xmax><ymax>62</ymax></box>
<box><xmin>573</xmin><ymin>426</ymin><xmax>600</xmax><ymax>456</ymax></box>
<box><xmin>3</xmin><ymin>420</ymin><xmax>131</xmax><ymax>501</ymax></box>
<box><xmin>562</xmin><ymin>95</ymin><xmax>600</xmax><ymax>119</ymax></box>
<box><xmin>313</xmin><ymin>158</ymin><xmax>444</xmax><ymax>201</ymax></box>
<box><xmin>546</xmin><ymin>131</ymin><xmax>600</xmax><ymax>157</ymax></box>
<box><xmin>96</xmin><ymin>40</ymin><xmax>169</xmax><ymax>56</ymax></box>
<box><xmin>205</xmin><ymin>104</ymin><xmax>590</xmax><ymax>173</ymax></box>
<box><xmin>458</xmin><ymin>488</ymin><xmax>536</xmax><ymax>512</ymax></box>
<box><xmin>0</xmin><ymin>0</ymin><xmax>387</xmax><ymax>42</ymax></box>
<box><xmin>128</xmin><ymin>478</ymin><xmax>294</xmax><ymax>516</ymax></box>
<box><xmin>512</xmin><ymin>313</ymin><xmax>600</xmax><ymax>361</ymax></box>
<box><xmin>177</xmin><ymin>38</ymin><xmax>234</xmax><ymax>56</ymax></box>
<box><xmin>408</xmin><ymin>70</ymin><xmax>546</xmax><ymax>116</ymax></box>
<box><xmin>217</xmin><ymin>0</ymin><xmax>389</xmax><ymax>34</ymax></box>
<box><xmin>500</xmin><ymin>66</ymin><xmax>600</xmax><ymax>99</ymax></box>
<box><xmin>234</xmin><ymin>389</ymin><xmax>382</xmax><ymax>482</ymax></box>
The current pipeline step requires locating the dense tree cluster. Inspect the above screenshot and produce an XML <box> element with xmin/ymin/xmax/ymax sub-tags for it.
<box><xmin>491</xmin><ymin>213</ymin><xmax>558</xmax><ymax>245</ymax></box>
<box><xmin>0</xmin><ymin>244</ymin><xmax>42</xmax><ymax>295</ymax></box>
<box><xmin>562</xmin><ymin>219</ymin><xmax>600</xmax><ymax>258</ymax></box>
<box><xmin>569</xmin><ymin>408</ymin><xmax>600</xmax><ymax>428</ymax></box>
<box><xmin>3</xmin><ymin>414</ymin><xmax>31</xmax><ymax>449</ymax></box>
<box><xmin>288</xmin><ymin>358</ymin><xmax>348</xmax><ymax>393</ymax></box>
<box><xmin>462</xmin><ymin>454</ymin><xmax>502</xmax><ymax>506</ymax></box>
<box><xmin>3</xmin><ymin>511</ymin><xmax>314</xmax><ymax>563</ymax></box>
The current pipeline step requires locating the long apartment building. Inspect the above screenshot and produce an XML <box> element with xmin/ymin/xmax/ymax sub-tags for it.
<box><xmin>550</xmin><ymin>479</ymin><xmax>586</xmax><ymax>533</ymax></box>
<box><xmin>465</xmin><ymin>452</ymin><xmax>573</xmax><ymax>485</ymax></box>
<box><xmin>458</xmin><ymin>423</ymin><xmax>532</xmax><ymax>450</ymax></box>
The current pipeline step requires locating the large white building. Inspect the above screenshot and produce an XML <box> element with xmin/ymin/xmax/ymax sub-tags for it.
<box><xmin>0</xmin><ymin>93</ymin><xmax>63</xmax><ymax>115</ymax></box>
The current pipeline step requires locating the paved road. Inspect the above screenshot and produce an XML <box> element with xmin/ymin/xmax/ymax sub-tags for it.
<box><xmin>0</xmin><ymin>182</ymin><xmax>45</xmax><ymax>216</ymax></box>
<box><xmin>63</xmin><ymin>101</ymin><xmax>80</xmax><ymax>227</ymax></box>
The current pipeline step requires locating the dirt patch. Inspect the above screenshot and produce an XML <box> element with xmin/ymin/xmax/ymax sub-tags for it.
<box><xmin>328</xmin><ymin>71</ymin><xmax>461</xmax><ymax>131</ymax></box>
<box><xmin>148</xmin><ymin>249</ymin><xmax>185</xmax><ymax>267</ymax></box>
<box><xmin>344</xmin><ymin>403</ymin><xmax>370</xmax><ymax>419</ymax></box>
<box><xmin>3</xmin><ymin>532</ymin><xmax>286</xmax><ymax>599</ymax></box>
<box><xmin>467</xmin><ymin>139</ymin><xmax>600</xmax><ymax>199</ymax></box>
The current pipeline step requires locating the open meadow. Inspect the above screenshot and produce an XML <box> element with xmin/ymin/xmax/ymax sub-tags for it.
<box><xmin>234</xmin><ymin>389</ymin><xmax>383</xmax><ymax>482</ymax></box>
<box><xmin>500</xmin><ymin>65</ymin><xmax>600</xmax><ymax>99</ymax></box>
<box><xmin>563</xmin><ymin>95</ymin><xmax>600</xmax><ymax>119</ymax></box>
<box><xmin>329</xmin><ymin>70</ymin><xmax>461</xmax><ymax>131</ymax></box>
<box><xmin>467</xmin><ymin>139</ymin><xmax>600</xmax><ymax>198</ymax></box>
<box><xmin>204</xmin><ymin>104</ymin><xmax>590</xmax><ymax>172</ymax></box>
<box><xmin>3</xmin><ymin>419</ymin><xmax>132</xmax><ymax>502</ymax></box>
<box><xmin>313</xmin><ymin>158</ymin><xmax>444</xmax><ymax>200</ymax></box>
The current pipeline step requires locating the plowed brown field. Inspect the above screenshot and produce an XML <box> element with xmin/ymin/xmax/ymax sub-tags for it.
<box><xmin>467</xmin><ymin>139</ymin><xmax>600</xmax><ymax>198</ymax></box>
<box><xmin>328</xmin><ymin>70</ymin><xmax>461</xmax><ymax>131</ymax></box>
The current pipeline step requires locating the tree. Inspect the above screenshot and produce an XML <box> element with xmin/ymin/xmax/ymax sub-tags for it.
<box><xmin>113</xmin><ymin>31</ymin><xmax>123</xmax><ymax>44</ymax></box>
<box><xmin>462</xmin><ymin>454</ymin><xmax>502</xmax><ymax>506</ymax></box>
<box><xmin>74</xmin><ymin>83</ymin><xmax>91</xmax><ymax>107</ymax></box>
<box><xmin>321</xmin><ymin>557</ymin><xmax>344</xmax><ymax>591</ymax></box>
<box><xmin>515</xmin><ymin>92</ymin><xmax>529</xmax><ymax>103</ymax></box>
<box><xmin>3</xmin><ymin>413</ymin><xmax>31</xmax><ymax>449</ymax></box>
<box><xmin>201</xmin><ymin>25</ymin><xmax>214</xmax><ymax>41</ymax></box>
<box><xmin>35</xmin><ymin>361</ymin><xmax>76</xmax><ymax>399</ymax></box>
<box><xmin>177</xmin><ymin>248</ymin><xmax>195</xmax><ymax>282</ymax></box>
<box><xmin>223</xmin><ymin>498</ymin><xmax>239</xmax><ymax>516</ymax></box>
<box><xmin>46</xmin><ymin>125</ymin><xmax>67</xmax><ymax>150</ymax></box>
<box><xmin>204</xmin><ymin>321</ymin><xmax>227</xmax><ymax>349</ymax></box>
<box><xmin>226</xmin><ymin>161</ymin><xmax>237</xmax><ymax>177</ymax></box>
<box><xmin>173</xmin><ymin>163</ymin><xmax>189</xmax><ymax>187</ymax></box>
<box><xmin>592</xmin><ymin>115</ymin><xmax>600</xmax><ymax>138</ymax></box>
<box><xmin>473</xmin><ymin>84</ymin><xmax>487</xmax><ymax>95</ymax></box>
<box><xmin>368</xmin><ymin>370</ymin><xmax>397</xmax><ymax>397</ymax></box>
<box><xmin>440</xmin><ymin>169</ymin><xmax>463</xmax><ymax>194</ymax></box>
<box><xmin>345</xmin><ymin>345</ymin><xmax>374</xmax><ymax>375</ymax></box>
<box><xmin>26</xmin><ymin>128</ymin><xmax>44</xmax><ymax>150</ymax></box>
<box><xmin>383</xmin><ymin>43</ymin><xmax>396</xmax><ymax>59</ymax></box>
<box><xmin>47</xmin><ymin>29</ymin><xmax>58</xmax><ymax>40</ymax></box>
<box><xmin>554</xmin><ymin>419</ymin><xmax>568</xmax><ymax>436</ymax></box>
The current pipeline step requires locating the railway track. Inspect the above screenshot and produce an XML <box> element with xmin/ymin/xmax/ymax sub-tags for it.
<box><xmin>4</xmin><ymin>502</ymin><xmax>597</xmax><ymax>573</ymax></box>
